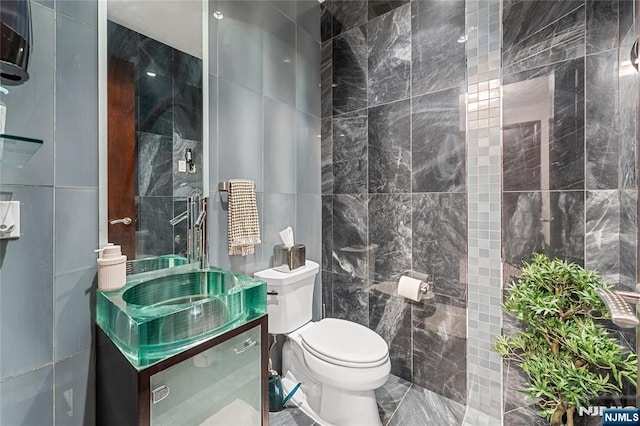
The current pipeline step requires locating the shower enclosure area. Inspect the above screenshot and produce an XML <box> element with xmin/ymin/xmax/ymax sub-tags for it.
<box><xmin>320</xmin><ymin>0</ymin><xmax>639</xmax><ymax>424</ymax></box>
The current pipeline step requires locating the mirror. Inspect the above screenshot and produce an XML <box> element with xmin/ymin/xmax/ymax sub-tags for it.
<box><xmin>99</xmin><ymin>0</ymin><xmax>208</xmax><ymax>262</ymax></box>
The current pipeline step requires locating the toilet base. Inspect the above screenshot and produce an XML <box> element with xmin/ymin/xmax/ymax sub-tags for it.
<box><xmin>282</xmin><ymin>338</ymin><xmax>383</xmax><ymax>426</ymax></box>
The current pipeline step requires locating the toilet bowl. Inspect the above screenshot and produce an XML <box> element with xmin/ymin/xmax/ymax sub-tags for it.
<box><xmin>254</xmin><ymin>261</ymin><xmax>391</xmax><ymax>426</ymax></box>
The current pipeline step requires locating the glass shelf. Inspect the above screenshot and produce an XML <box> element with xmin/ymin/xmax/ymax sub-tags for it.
<box><xmin>0</xmin><ymin>134</ymin><xmax>43</xmax><ymax>168</ymax></box>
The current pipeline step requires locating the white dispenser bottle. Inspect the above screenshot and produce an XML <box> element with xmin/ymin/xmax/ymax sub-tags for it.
<box><xmin>96</xmin><ymin>243</ymin><xmax>127</xmax><ymax>291</ymax></box>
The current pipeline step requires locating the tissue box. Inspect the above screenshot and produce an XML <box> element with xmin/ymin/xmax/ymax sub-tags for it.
<box><xmin>273</xmin><ymin>244</ymin><xmax>305</xmax><ymax>272</ymax></box>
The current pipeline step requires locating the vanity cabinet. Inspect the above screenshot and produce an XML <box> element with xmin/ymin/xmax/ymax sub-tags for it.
<box><xmin>96</xmin><ymin>316</ymin><xmax>268</xmax><ymax>425</ymax></box>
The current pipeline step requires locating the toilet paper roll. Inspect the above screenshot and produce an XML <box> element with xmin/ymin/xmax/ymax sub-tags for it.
<box><xmin>398</xmin><ymin>275</ymin><xmax>424</xmax><ymax>302</ymax></box>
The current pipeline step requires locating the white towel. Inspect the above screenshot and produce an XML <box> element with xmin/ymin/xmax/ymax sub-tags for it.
<box><xmin>227</xmin><ymin>179</ymin><xmax>261</xmax><ymax>256</ymax></box>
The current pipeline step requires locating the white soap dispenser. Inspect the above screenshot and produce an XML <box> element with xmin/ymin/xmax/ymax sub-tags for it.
<box><xmin>96</xmin><ymin>243</ymin><xmax>127</xmax><ymax>291</ymax></box>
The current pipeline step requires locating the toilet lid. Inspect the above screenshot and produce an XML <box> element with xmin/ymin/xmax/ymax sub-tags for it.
<box><xmin>300</xmin><ymin>318</ymin><xmax>389</xmax><ymax>368</ymax></box>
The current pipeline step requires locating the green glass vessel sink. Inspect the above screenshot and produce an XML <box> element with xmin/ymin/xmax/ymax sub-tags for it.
<box><xmin>125</xmin><ymin>254</ymin><xmax>189</xmax><ymax>275</ymax></box>
<box><xmin>96</xmin><ymin>266</ymin><xmax>266</xmax><ymax>369</ymax></box>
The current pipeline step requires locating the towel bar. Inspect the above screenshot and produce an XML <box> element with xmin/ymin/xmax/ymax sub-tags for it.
<box><xmin>218</xmin><ymin>181</ymin><xmax>230</xmax><ymax>192</ymax></box>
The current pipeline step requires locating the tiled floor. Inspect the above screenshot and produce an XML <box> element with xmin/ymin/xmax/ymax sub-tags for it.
<box><xmin>269</xmin><ymin>375</ymin><xmax>499</xmax><ymax>426</ymax></box>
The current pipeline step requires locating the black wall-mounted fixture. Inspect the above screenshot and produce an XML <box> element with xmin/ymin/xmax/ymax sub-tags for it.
<box><xmin>0</xmin><ymin>0</ymin><xmax>32</xmax><ymax>86</ymax></box>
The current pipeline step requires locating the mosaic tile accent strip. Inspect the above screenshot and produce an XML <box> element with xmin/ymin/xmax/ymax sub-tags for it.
<box><xmin>465</xmin><ymin>0</ymin><xmax>503</xmax><ymax>420</ymax></box>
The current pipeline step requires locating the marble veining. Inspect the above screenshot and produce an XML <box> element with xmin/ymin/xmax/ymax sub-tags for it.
<box><xmin>137</xmin><ymin>132</ymin><xmax>172</xmax><ymax>197</ymax></box>
<box><xmin>367</xmin><ymin>4</ymin><xmax>410</xmax><ymax>107</ymax></box>
<box><xmin>321</xmin><ymin>118</ymin><xmax>333</xmax><ymax>194</ymax></box>
<box><xmin>502</xmin><ymin>192</ymin><xmax>543</xmax><ymax>265</ymax></box>
<box><xmin>412</xmin><ymin>300</ymin><xmax>467</xmax><ymax>404</ymax></box>
<box><xmin>586</xmin><ymin>51</ymin><xmax>618</xmax><ymax>190</ymax></box>
<box><xmin>332</xmin><ymin>110</ymin><xmax>368</xmax><ymax>194</ymax></box>
<box><xmin>388</xmin><ymin>385</ymin><xmax>465</xmax><ymax>426</ymax></box>
<box><xmin>172</xmin><ymin>135</ymin><xmax>203</xmax><ymax>197</ymax></box>
<box><xmin>412</xmin><ymin>88</ymin><xmax>465</xmax><ymax>193</ymax></box>
<box><xmin>585</xmin><ymin>191</ymin><xmax>620</xmax><ymax>284</ymax></box>
<box><xmin>370</xmin><ymin>285</ymin><xmax>412</xmax><ymax>381</ymax></box>
<box><xmin>331</xmin><ymin>273</ymin><xmax>369</xmax><ymax>326</ymax></box>
<box><xmin>618</xmin><ymin>56</ymin><xmax>638</xmax><ymax>189</ymax></box>
<box><xmin>326</xmin><ymin>0</ymin><xmax>367</xmax><ymax>39</ymax></box>
<box><xmin>107</xmin><ymin>21</ymin><xmax>137</xmax><ymax>64</ymax></box>
<box><xmin>411</xmin><ymin>0</ymin><xmax>465</xmax><ymax>98</ymax></box>
<box><xmin>138</xmin><ymin>73</ymin><xmax>174</xmax><ymax>137</ymax></box>
<box><xmin>368</xmin><ymin>0</ymin><xmax>409</xmax><ymax>21</ymax></box>
<box><xmin>549</xmin><ymin>191</ymin><xmax>584</xmax><ymax>264</ymax></box>
<box><xmin>412</xmin><ymin>193</ymin><xmax>467</xmax><ymax>302</ymax></box>
<box><xmin>503</xmin><ymin>122</ymin><xmax>542</xmax><ymax>191</ymax></box>
<box><xmin>332</xmin><ymin>194</ymin><xmax>368</xmax><ymax>278</ymax></box>
<box><xmin>139</xmin><ymin>33</ymin><xmax>173</xmax><ymax>79</ymax></box>
<box><xmin>619</xmin><ymin>190</ymin><xmax>637</xmax><ymax>287</ymax></box>
<box><xmin>321</xmin><ymin>196</ymin><xmax>333</xmax><ymax>271</ymax></box>
<box><xmin>173</xmin><ymin>48</ymin><xmax>202</xmax><ymax>88</ymax></box>
<box><xmin>173</xmin><ymin>81</ymin><xmax>203</xmax><ymax>141</ymax></box>
<box><xmin>503</xmin><ymin>0</ymin><xmax>585</xmax><ymax>75</ymax></box>
<box><xmin>374</xmin><ymin>374</ymin><xmax>411</xmax><ymax>424</ymax></box>
<box><xmin>172</xmin><ymin>199</ymin><xmax>187</xmax><ymax>256</ymax></box>
<box><xmin>368</xmin><ymin>100</ymin><xmax>411</xmax><ymax>193</ymax></box>
<box><xmin>586</xmin><ymin>0</ymin><xmax>619</xmax><ymax>55</ymax></box>
<box><xmin>333</xmin><ymin>26</ymin><xmax>367</xmax><ymax>115</ymax></box>
<box><xmin>321</xmin><ymin>270</ymin><xmax>333</xmax><ymax>317</ymax></box>
<box><xmin>369</xmin><ymin>194</ymin><xmax>411</xmax><ymax>282</ymax></box>
<box><xmin>320</xmin><ymin>41</ymin><xmax>333</xmax><ymax>118</ymax></box>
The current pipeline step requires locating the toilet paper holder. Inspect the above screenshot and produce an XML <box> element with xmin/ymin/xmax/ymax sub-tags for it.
<box><xmin>401</xmin><ymin>271</ymin><xmax>435</xmax><ymax>300</ymax></box>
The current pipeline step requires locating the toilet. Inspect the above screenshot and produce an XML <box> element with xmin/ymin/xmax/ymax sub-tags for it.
<box><xmin>254</xmin><ymin>260</ymin><xmax>390</xmax><ymax>426</ymax></box>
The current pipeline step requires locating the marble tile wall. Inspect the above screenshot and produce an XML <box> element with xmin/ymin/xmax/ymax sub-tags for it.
<box><xmin>501</xmin><ymin>0</ymin><xmax>638</xmax><ymax>424</ymax></box>
<box><xmin>108</xmin><ymin>21</ymin><xmax>204</xmax><ymax>258</ymax></box>
<box><xmin>321</xmin><ymin>0</ymin><xmax>468</xmax><ymax>408</ymax></box>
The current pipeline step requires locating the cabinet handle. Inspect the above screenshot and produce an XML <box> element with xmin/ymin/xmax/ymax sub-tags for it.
<box><xmin>151</xmin><ymin>385</ymin><xmax>170</xmax><ymax>404</ymax></box>
<box><xmin>234</xmin><ymin>338</ymin><xmax>257</xmax><ymax>354</ymax></box>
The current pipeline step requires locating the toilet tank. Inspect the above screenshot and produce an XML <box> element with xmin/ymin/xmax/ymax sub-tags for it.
<box><xmin>254</xmin><ymin>260</ymin><xmax>319</xmax><ymax>334</ymax></box>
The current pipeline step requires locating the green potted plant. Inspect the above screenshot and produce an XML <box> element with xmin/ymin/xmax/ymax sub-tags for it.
<box><xmin>495</xmin><ymin>253</ymin><xmax>637</xmax><ymax>426</ymax></box>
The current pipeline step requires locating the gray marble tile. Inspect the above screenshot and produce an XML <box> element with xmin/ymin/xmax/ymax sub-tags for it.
<box><xmin>619</xmin><ymin>0</ymin><xmax>636</xmax><ymax>48</ymax></box>
<box><xmin>54</xmin><ymin>272</ymin><xmax>93</xmax><ymax>365</ymax></box>
<box><xmin>55</xmin><ymin>13</ymin><xmax>98</xmax><ymax>188</ymax></box>
<box><xmin>368</xmin><ymin>100</ymin><xmax>411</xmax><ymax>193</ymax></box>
<box><xmin>332</xmin><ymin>110</ymin><xmax>368</xmax><ymax>194</ymax></box>
<box><xmin>321</xmin><ymin>118</ymin><xmax>334</xmax><ymax>194</ymax></box>
<box><xmin>322</xmin><ymin>270</ymin><xmax>333</xmax><ymax>317</ymax></box>
<box><xmin>504</xmin><ymin>58</ymin><xmax>585</xmax><ymax>191</ymax></box>
<box><xmin>173</xmin><ymin>81</ymin><xmax>203</xmax><ymax>141</ymax></box>
<box><xmin>1</xmin><ymin>4</ymin><xmax>55</xmax><ymax>186</ymax></box>
<box><xmin>55</xmin><ymin>351</ymin><xmax>94</xmax><ymax>426</ymax></box>
<box><xmin>332</xmin><ymin>26</ymin><xmax>367</xmax><ymax>115</ymax></box>
<box><xmin>375</xmin><ymin>374</ymin><xmax>411</xmax><ymax>425</ymax></box>
<box><xmin>586</xmin><ymin>51</ymin><xmax>618</xmax><ymax>190</ymax></box>
<box><xmin>264</xmin><ymin>97</ymin><xmax>296</xmax><ymax>194</ymax></box>
<box><xmin>137</xmin><ymin>132</ymin><xmax>173</xmax><ymax>197</ymax></box>
<box><xmin>411</xmin><ymin>0</ymin><xmax>465</xmax><ymax>97</ymax></box>
<box><xmin>412</xmin><ymin>300</ymin><xmax>467</xmax><ymax>404</ymax></box>
<box><xmin>264</xmin><ymin>4</ymin><xmax>296</xmax><ymax>107</ymax></box>
<box><xmin>325</xmin><ymin>0</ymin><xmax>367</xmax><ymax>39</ymax></box>
<box><xmin>619</xmin><ymin>190</ymin><xmax>637</xmax><ymax>287</ymax></box>
<box><xmin>368</xmin><ymin>0</ymin><xmax>409</xmax><ymax>21</ymax></box>
<box><xmin>586</xmin><ymin>0</ymin><xmax>619</xmax><ymax>55</ymax></box>
<box><xmin>332</xmin><ymin>194</ymin><xmax>369</xmax><ymax>279</ymax></box>
<box><xmin>173</xmin><ymin>135</ymin><xmax>203</xmax><ymax>197</ymax></box>
<box><xmin>320</xmin><ymin>40</ymin><xmax>333</xmax><ymax>118</ymax></box>
<box><xmin>585</xmin><ymin>191</ymin><xmax>620</xmax><ymax>284</ymax></box>
<box><xmin>503</xmin><ymin>359</ymin><xmax>535</xmax><ymax>413</ymax></box>
<box><xmin>173</xmin><ymin>199</ymin><xmax>188</xmax><ymax>257</ymax></box>
<box><xmin>503</xmin><ymin>406</ymin><xmax>548</xmax><ymax>426</ymax></box>
<box><xmin>503</xmin><ymin>121</ymin><xmax>542</xmax><ymax>192</ymax></box>
<box><xmin>388</xmin><ymin>385</ymin><xmax>465</xmax><ymax>426</ymax></box>
<box><xmin>367</xmin><ymin>4</ymin><xmax>410</xmax><ymax>106</ymax></box>
<box><xmin>107</xmin><ymin>21</ymin><xmax>138</xmax><ymax>66</ymax></box>
<box><xmin>411</xmin><ymin>193</ymin><xmax>467</xmax><ymax>302</ymax></box>
<box><xmin>369</xmin><ymin>287</ymin><xmax>412</xmax><ymax>381</ymax></box>
<box><xmin>322</xmin><ymin>195</ymin><xmax>333</xmax><ymax>271</ymax></box>
<box><xmin>296</xmin><ymin>194</ymin><xmax>322</xmax><ymax>264</ymax></box>
<box><xmin>549</xmin><ymin>191</ymin><xmax>585</xmax><ymax>264</ymax></box>
<box><xmin>411</xmin><ymin>88</ymin><xmax>465</xmax><ymax>193</ymax></box>
<box><xmin>503</xmin><ymin>0</ymin><xmax>585</xmax><ymax>75</ymax></box>
<box><xmin>0</xmin><ymin>186</ymin><xmax>54</xmax><ymax>378</ymax></box>
<box><xmin>217</xmin><ymin>1</ymin><xmax>263</xmax><ymax>93</ymax></box>
<box><xmin>369</xmin><ymin>194</ymin><xmax>411</xmax><ymax>282</ymax></box>
<box><xmin>139</xmin><ymin>33</ymin><xmax>173</xmax><ymax>80</ymax></box>
<box><xmin>0</xmin><ymin>366</ymin><xmax>53</xmax><ymax>425</ymax></box>
<box><xmin>269</xmin><ymin>407</ymin><xmax>315</xmax><ymax>426</ymax></box>
<box><xmin>297</xmin><ymin>28</ymin><xmax>321</xmax><ymax>118</ymax></box>
<box><xmin>297</xmin><ymin>112</ymin><xmax>322</xmax><ymax>195</ymax></box>
<box><xmin>320</xmin><ymin>3</ymin><xmax>333</xmax><ymax>42</ymax></box>
<box><xmin>137</xmin><ymin>73</ymin><xmax>173</xmax><ymax>137</ymax></box>
<box><xmin>332</xmin><ymin>273</ymin><xmax>369</xmax><ymax>326</ymax></box>
<box><xmin>618</xmin><ymin>52</ymin><xmax>637</xmax><ymax>189</ymax></box>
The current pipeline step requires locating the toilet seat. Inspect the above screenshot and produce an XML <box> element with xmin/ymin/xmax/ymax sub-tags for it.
<box><xmin>300</xmin><ymin>318</ymin><xmax>389</xmax><ymax>368</ymax></box>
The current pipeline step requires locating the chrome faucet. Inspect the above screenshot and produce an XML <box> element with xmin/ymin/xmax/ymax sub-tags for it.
<box><xmin>169</xmin><ymin>195</ymin><xmax>208</xmax><ymax>269</ymax></box>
